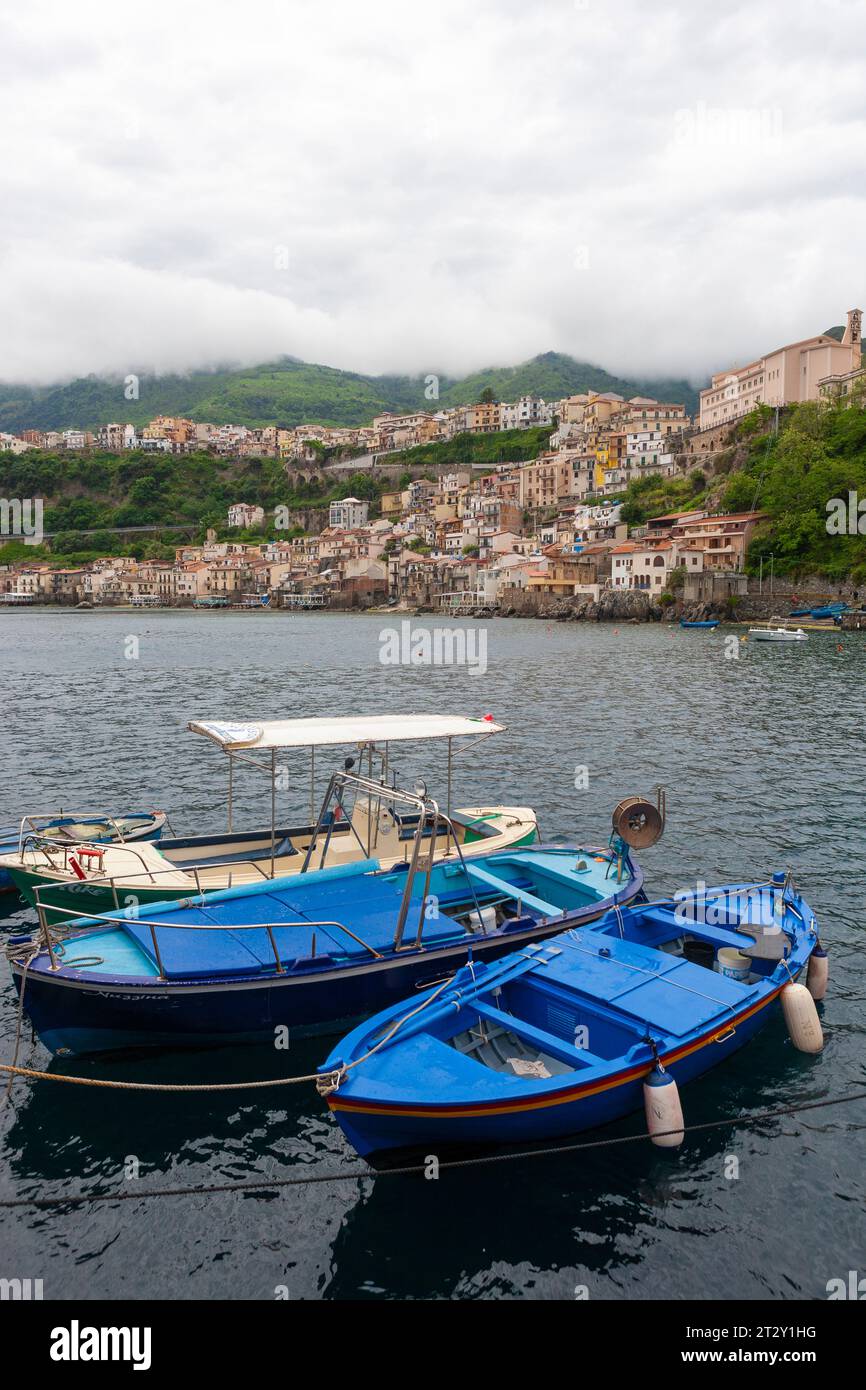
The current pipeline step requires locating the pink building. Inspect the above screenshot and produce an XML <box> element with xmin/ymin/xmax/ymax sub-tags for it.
<box><xmin>699</xmin><ymin>309</ymin><xmax>862</xmax><ymax>429</ymax></box>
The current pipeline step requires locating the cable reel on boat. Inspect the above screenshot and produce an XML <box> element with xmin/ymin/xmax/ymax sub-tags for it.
<box><xmin>611</xmin><ymin>789</ymin><xmax>666</xmax><ymax>850</ymax></box>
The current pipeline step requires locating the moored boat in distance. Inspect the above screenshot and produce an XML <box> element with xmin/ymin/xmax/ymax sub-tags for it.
<box><xmin>810</xmin><ymin>603</ymin><xmax>847</xmax><ymax>620</ymax></box>
<box><xmin>0</xmin><ymin>714</ymin><xmax>538</xmax><ymax>925</ymax></box>
<box><xmin>680</xmin><ymin>618</ymin><xmax>720</xmax><ymax>629</ymax></box>
<box><xmin>748</xmin><ymin>625</ymin><xmax>808</xmax><ymax>642</ymax></box>
<box><xmin>321</xmin><ymin>875</ymin><xmax>824</xmax><ymax>1158</ymax></box>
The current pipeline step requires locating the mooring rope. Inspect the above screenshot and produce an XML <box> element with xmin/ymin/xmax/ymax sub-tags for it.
<box><xmin>0</xmin><ymin>970</ymin><xmax>461</xmax><ymax>1099</ymax></box>
<box><xmin>1</xmin><ymin>946</ymin><xmax>39</xmax><ymax>1108</ymax></box>
<box><xmin>0</xmin><ymin>1089</ymin><xmax>863</xmax><ymax>1212</ymax></box>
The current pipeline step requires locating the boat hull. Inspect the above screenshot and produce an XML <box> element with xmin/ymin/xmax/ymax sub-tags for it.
<box><xmin>10</xmin><ymin>848</ymin><xmax>643</xmax><ymax>1055</ymax></box>
<box><xmin>329</xmin><ymin>985</ymin><xmax>787</xmax><ymax>1157</ymax></box>
<box><xmin>11</xmin><ymin>895</ymin><xmax>642</xmax><ymax>1056</ymax></box>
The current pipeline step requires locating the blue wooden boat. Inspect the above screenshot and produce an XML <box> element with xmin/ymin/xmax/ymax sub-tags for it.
<box><xmin>0</xmin><ymin>812</ymin><xmax>166</xmax><ymax>896</ymax></box>
<box><xmin>7</xmin><ymin>832</ymin><xmax>644</xmax><ymax>1056</ymax></box>
<box><xmin>788</xmin><ymin>608</ymin><xmax>812</xmax><ymax>617</ymax></box>
<box><xmin>321</xmin><ymin>876</ymin><xmax>823</xmax><ymax>1157</ymax></box>
<box><xmin>679</xmin><ymin>618</ymin><xmax>720</xmax><ymax>629</ymax></box>
<box><xmin>810</xmin><ymin>603</ymin><xmax>847</xmax><ymax>620</ymax></box>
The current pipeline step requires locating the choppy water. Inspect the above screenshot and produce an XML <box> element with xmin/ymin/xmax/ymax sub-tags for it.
<box><xmin>1</xmin><ymin>609</ymin><xmax>864</xmax><ymax>1301</ymax></box>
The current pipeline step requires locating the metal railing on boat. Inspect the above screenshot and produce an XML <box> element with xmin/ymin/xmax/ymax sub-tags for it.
<box><xmin>16</xmin><ymin>811</ymin><xmax>138</xmax><ymax>857</ymax></box>
<box><xmin>28</xmin><ymin>774</ymin><xmax>491</xmax><ymax>957</ymax></box>
<box><xmin>29</xmin><ymin>899</ymin><xmax>386</xmax><ymax>979</ymax></box>
<box><xmin>28</xmin><ymin>843</ymin><xmax>282</xmax><ymax>910</ymax></box>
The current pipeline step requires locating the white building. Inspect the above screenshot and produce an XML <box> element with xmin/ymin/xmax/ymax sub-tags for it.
<box><xmin>611</xmin><ymin>540</ymin><xmax>704</xmax><ymax>592</ymax></box>
<box><xmin>500</xmin><ymin>395</ymin><xmax>553</xmax><ymax>430</ymax></box>
<box><xmin>626</xmin><ymin>430</ymin><xmax>666</xmax><ymax>458</ymax></box>
<box><xmin>227</xmin><ymin>503</ymin><xmax>266</xmax><ymax>529</ymax></box>
<box><xmin>0</xmin><ymin>433</ymin><xmax>32</xmax><ymax>454</ymax></box>
<box><xmin>328</xmin><ymin>496</ymin><xmax>369</xmax><ymax>529</ymax></box>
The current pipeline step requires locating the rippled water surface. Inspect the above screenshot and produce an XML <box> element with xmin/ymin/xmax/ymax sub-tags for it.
<box><xmin>1</xmin><ymin>610</ymin><xmax>864</xmax><ymax>1300</ymax></box>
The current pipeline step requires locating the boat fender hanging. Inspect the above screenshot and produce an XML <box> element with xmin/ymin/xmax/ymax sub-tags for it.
<box><xmin>643</xmin><ymin>1063</ymin><xmax>684</xmax><ymax>1147</ymax></box>
<box><xmin>781</xmin><ymin>982</ymin><xmax>823</xmax><ymax>1053</ymax></box>
<box><xmin>807</xmin><ymin>946</ymin><xmax>829</xmax><ymax>1002</ymax></box>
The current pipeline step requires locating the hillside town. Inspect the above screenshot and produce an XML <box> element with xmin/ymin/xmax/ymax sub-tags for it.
<box><xmin>1</xmin><ymin>310</ymin><xmax>863</xmax><ymax>613</ymax></box>
<box><xmin>0</xmin><ymin>396</ymin><xmax>558</xmax><ymax>460</ymax></box>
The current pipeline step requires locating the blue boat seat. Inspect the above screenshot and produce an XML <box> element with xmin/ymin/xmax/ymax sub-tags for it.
<box><xmin>464</xmin><ymin>862</ymin><xmax>561</xmax><ymax>917</ymax></box>
<box><xmin>637</xmin><ymin>906</ymin><xmax>757</xmax><ymax>954</ymax></box>
<box><xmin>474</xmin><ymin>1000</ymin><xmax>600</xmax><ymax>1068</ymax></box>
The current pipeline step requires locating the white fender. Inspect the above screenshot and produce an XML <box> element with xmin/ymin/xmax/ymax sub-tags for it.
<box><xmin>807</xmin><ymin>947</ymin><xmax>829</xmax><ymax>1002</ymax></box>
<box><xmin>781</xmin><ymin>982</ymin><xmax>823</xmax><ymax>1053</ymax></box>
<box><xmin>643</xmin><ymin>1065</ymin><xmax>684</xmax><ymax>1147</ymax></box>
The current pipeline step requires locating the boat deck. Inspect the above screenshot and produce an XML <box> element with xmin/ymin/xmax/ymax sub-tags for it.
<box><xmin>331</xmin><ymin>922</ymin><xmax>765</xmax><ymax>1104</ymax></box>
<box><xmin>117</xmin><ymin>868</ymin><xmax>468</xmax><ymax>978</ymax></box>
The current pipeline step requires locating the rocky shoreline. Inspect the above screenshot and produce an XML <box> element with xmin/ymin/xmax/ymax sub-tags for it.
<box><xmin>405</xmin><ymin>590</ymin><xmax>837</xmax><ymax>625</ymax></box>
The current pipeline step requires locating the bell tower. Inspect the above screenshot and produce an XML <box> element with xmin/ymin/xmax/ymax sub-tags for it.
<box><xmin>841</xmin><ymin>307</ymin><xmax>862</xmax><ymax>366</ymax></box>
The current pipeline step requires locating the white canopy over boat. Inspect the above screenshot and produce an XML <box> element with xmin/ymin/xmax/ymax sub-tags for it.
<box><xmin>187</xmin><ymin>714</ymin><xmax>507</xmax><ymax>828</ymax></box>
<box><xmin>188</xmin><ymin>714</ymin><xmax>505</xmax><ymax>750</ymax></box>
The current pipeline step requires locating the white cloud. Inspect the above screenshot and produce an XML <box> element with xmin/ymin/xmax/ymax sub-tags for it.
<box><xmin>0</xmin><ymin>0</ymin><xmax>863</xmax><ymax>386</ymax></box>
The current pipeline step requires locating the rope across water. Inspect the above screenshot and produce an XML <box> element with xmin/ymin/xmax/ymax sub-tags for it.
<box><xmin>0</xmin><ymin>1090</ymin><xmax>863</xmax><ymax>1211</ymax></box>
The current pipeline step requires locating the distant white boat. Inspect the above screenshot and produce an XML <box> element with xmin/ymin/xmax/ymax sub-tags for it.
<box><xmin>748</xmin><ymin>626</ymin><xmax>808</xmax><ymax>642</ymax></box>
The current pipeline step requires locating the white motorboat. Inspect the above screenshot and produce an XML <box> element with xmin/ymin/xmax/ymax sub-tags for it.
<box><xmin>0</xmin><ymin>714</ymin><xmax>539</xmax><ymax>925</ymax></box>
<box><xmin>748</xmin><ymin>626</ymin><xmax>808</xmax><ymax>642</ymax></box>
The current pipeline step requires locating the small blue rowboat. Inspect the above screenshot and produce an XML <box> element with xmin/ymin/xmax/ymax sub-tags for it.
<box><xmin>7</xmin><ymin>843</ymin><xmax>643</xmax><ymax>1055</ymax></box>
<box><xmin>321</xmin><ymin>876</ymin><xmax>823</xmax><ymax>1157</ymax></box>
<box><xmin>810</xmin><ymin>603</ymin><xmax>847</xmax><ymax>620</ymax></box>
<box><xmin>0</xmin><ymin>812</ymin><xmax>166</xmax><ymax>895</ymax></box>
<box><xmin>679</xmin><ymin>619</ymin><xmax>720</xmax><ymax>629</ymax></box>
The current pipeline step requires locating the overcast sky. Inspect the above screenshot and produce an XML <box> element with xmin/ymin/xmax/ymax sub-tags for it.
<box><xmin>1</xmin><ymin>0</ymin><xmax>863</xmax><ymax>387</ymax></box>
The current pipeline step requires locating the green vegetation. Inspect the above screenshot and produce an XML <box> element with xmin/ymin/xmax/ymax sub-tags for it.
<box><xmin>0</xmin><ymin>449</ymin><xmax>388</xmax><ymax>564</ymax></box>
<box><xmin>618</xmin><ymin>397</ymin><xmax>866</xmax><ymax>580</ymax></box>
<box><xmin>442</xmin><ymin>351</ymin><xmax>699</xmax><ymax>416</ymax></box>
<box><xmin>722</xmin><ymin>400</ymin><xmax>866</xmax><ymax>580</ymax></box>
<box><xmin>0</xmin><ymin>351</ymin><xmax>700</xmax><ymax>434</ymax></box>
<box><xmin>386</xmin><ymin>426</ymin><xmax>554</xmax><ymax>471</ymax></box>
<box><xmin>618</xmin><ymin>470</ymin><xmax>708</xmax><ymax>527</ymax></box>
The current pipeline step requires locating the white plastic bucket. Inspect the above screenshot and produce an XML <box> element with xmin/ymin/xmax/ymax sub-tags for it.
<box><xmin>717</xmin><ymin>947</ymin><xmax>750</xmax><ymax>981</ymax></box>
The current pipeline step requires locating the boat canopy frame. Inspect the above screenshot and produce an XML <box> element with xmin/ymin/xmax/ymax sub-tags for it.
<box><xmin>29</xmin><ymin>770</ymin><xmax>491</xmax><ymax>957</ymax></box>
<box><xmin>186</xmin><ymin>714</ymin><xmax>506</xmax><ymax>852</ymax></box>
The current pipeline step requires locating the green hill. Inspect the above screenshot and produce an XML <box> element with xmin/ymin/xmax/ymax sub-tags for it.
<box><xmin>442</xmin><ymin>351</ymin><xmax>697</xmax><ymax>414</ymax></box>
<box><xmin>0</xmin><ymin>352</ymin><xmax>700</xmax><ymax>433</ymax></box>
